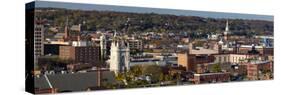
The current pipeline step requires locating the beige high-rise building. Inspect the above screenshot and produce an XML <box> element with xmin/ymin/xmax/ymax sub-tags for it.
<box><xmin>34</xmin><ymin>24</ymin><xmax>44</xmax><ymax>64</ymax></box>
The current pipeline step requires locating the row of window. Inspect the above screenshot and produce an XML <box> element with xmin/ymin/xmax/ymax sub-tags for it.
<box><xmin>218</xmin><ymin>56</ymin><xmax>246</xmax><ymax>63</ymax></box>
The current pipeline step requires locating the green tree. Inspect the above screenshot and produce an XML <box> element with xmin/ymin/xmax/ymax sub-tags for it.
<box><xmin>130</xmin><ymin>65</ymin><xmax>143</xmax><ymax>77</ymax></box>
<box><xmin>211</xmin><ymin>63</ymin><xmax>222</xmax><ymax>73</ymax></box>
<box><xmin>159</xmin><ymin>73</ymin><xmax>165</xmax><ymax>82</ymax></box>
<box><xmin>143</xmin><ymin>65</ymin><xmax>163</xmax><ymax>82</ymax></box>
<box><xmin>115</xmin><ymin>73</ymin><xmax>125</xmax><ymax>82</ymax></box>
<box><xmin>164</xmin><ymin>74</ymin><xmax>173</xmax><ymax>81</ymax></box>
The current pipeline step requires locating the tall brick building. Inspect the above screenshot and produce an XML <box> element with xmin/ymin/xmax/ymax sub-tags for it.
<box><xmin>59</xmin><ymin>46</ymin><xmax>101</xmax><ymax>65</ymax></box>
<box><xmin>177</xmin><ymin>52</ymin><xmax>215</xmax><ymax>72</ymax></box>
<box><xmin>247</xmin><ymin>61</ymin><xmax>273</xmax><ymax>80</ymax></box>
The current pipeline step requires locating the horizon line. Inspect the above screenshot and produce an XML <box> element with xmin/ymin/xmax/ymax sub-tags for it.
<box><xmin>27</xmin><ymin>1</ymin><xmax>273</xmax><ymax>21</ymax></box>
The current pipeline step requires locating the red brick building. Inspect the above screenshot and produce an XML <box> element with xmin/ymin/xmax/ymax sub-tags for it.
<box><xmin>237</xmin><ymin>47</ymin><xmax>273</xmax><ymax>56</ymax></box>
<box><xmin>247</xmin><ymin>61</ymin><xmax>273</xmax><ymax>80</ymax></box>
<box><xmin>59</xmin><ymin>46</ymin><xmax>101</xmax><ymax>65</ymax></box>
<box><xmin>191</xmin><ymin>72</ymin><xmax>230</xmax><ymax>84</ymax></box>
<box><xmin>177</xmin><ymin>52</ymin><xmax>215</xmax><ymax>72</ymax></box>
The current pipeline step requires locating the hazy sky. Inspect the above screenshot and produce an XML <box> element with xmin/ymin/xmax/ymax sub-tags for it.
<box><xmin>31</xmin><ymin>1</ymin><xmax>273</xmax><ymax>21</ymax></box>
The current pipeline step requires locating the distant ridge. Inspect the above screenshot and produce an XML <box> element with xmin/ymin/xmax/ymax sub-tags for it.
<box><xmin>34</xmin><ymin>1</ymin><xmax>273</xmax><ymax>21</ymax></box>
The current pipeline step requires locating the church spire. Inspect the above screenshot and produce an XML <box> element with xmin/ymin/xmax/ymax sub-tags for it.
<box><xmin>100</xmin><ymin>33</ymin><xmax>107</xmax><ymax>60</ymax></box>
<box><xmin>223</xmin><ymin>20</ymin><xmax>230</xmax><ymax>41</ymax></box>
<box><xmin>225</xmin><ymin>19</ymin><xmax>229</xmax><ymax>32</ymax></box>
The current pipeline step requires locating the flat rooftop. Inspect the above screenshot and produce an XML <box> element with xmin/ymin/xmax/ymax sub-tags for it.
<box><xmin>190</xmin><ymin>47</ymin><xmax>218</xmax><ymax>55</ymax></box>
<box><xmin>194</xmin><ymin>72</ymin><xmax>230</xmax><ymax>76</ymax></box>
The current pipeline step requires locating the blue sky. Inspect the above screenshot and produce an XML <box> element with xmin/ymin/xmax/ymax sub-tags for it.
<box><xmin>32</xmin><ymin>1</ymin><xmax>273</xmax><ymax>21</ymax></box>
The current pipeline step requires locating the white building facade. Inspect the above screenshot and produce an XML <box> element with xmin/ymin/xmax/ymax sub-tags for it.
<box><xmin>109</xmin><ymin>34</ymin><xmax>130</xmax><ymax>73</ymax></box>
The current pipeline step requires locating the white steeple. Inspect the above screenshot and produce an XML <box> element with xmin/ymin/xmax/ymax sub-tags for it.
<box><xmin>100</xmin><ymin>33</ymin><xmax>107</xmax><ymax>60</ymax></box>
<box><xmin>109</xmin><ymin>31</ymin><xmax>130</xmax><ymax>73</ymax></box>
<box><xmin>225</xmin><ymin>20</ymin><xmax>229</xmax><ymax>32</ymax></box>
<box><xmin>223</xmin><ymin>20</ymin><xmax>230</xmax><ymax>41</ymax></box>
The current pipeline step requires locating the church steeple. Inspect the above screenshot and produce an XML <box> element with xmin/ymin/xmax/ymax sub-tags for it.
<box><xmin>110</xmin><ymin>31</ymin><xmax>130</xmax><ymax>73</ymax></box>
<box><xmin>223</xmin><ymin>20</ymin><xmax>230</xmax><ymax>41</ymax></box>
<box><xmin>100</xmin><ymin>33</ymin><xmax>107</xmax><ymax>60</ymax></box>
<box><xmin>225</xmin><ymin>20</ymin><xmax>229</xmax><ymax>32</ymax></box>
